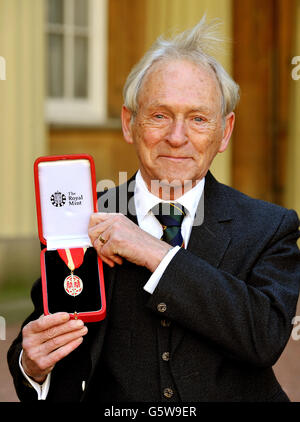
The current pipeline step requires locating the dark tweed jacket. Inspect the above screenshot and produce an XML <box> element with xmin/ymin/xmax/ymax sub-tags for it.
<box><xmin>7</xmin><ymin>172</ymin><xmax>300</xmax><ymax>401</ymax></box>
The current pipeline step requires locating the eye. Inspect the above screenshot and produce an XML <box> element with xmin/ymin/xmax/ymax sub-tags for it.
<box><xmin>154</xmin><ymin>114</ymin><xmax>165</xmax><ymax>119</ymax></box>
<box><xmin>193</xmin><ymin>116</ymin><xmax>204</xmax><ymax>122</ymax></box>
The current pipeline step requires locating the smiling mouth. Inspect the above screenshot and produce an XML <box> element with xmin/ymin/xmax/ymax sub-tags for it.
<box><xmin>159</xmin><ymin>156</ymin><xmax>191</xmax><ymax>162</ymax></box>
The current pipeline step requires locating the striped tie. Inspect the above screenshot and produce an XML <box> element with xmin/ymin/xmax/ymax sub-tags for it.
<box><xmin>152</xmin><ymin>202</ymin><xmax>186</xmax><ymax>247</ymax></box>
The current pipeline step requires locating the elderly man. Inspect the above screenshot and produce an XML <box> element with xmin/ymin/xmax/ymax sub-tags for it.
<box><xmin>8</xmin><ymin>18</ymin><xmax>300</xmax><ymax>402</ymax></box>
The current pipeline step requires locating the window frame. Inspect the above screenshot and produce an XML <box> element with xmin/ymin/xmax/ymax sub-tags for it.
<box><xmin>45</xmin><ymin>0</ymin><xmax>107</xmax><ymax>126</ymax></box>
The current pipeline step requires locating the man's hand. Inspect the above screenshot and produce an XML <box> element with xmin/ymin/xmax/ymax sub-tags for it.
<box><xmin>21</xmin><ymin>312</ymin><xmax>88</xmax><ymax>383</ymax></box>
<box><xmin>88</xmin><ymin>213</ymin><xmax>171</xmax><ymax>272</ymax></box>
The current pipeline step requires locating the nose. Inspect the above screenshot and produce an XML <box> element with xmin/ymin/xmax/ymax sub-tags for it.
<box><xmin>166</xmin><ymin>119</ymin><xmax>188</xmax><ymax>146</ymax></box>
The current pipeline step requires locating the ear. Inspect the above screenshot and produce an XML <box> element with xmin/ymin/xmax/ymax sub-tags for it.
<box><xmin>121</xmin><ymin>105</ymin><xmax>134</xmax><ymax>145</ymax></box>
<box><xmin>218</xmin><ymin>112</ymin><xmax>235</xmax><ymax>153</ymax></box>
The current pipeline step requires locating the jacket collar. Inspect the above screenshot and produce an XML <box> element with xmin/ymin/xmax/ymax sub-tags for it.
<box><xmin>170</xmin><ymin>172</ymin><xmax>233</xmax><ymax>353</ymax></box>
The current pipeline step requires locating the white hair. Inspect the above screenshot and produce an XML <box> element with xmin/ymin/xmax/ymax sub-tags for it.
<box><xmin>123</xmin><ymin>16</ymin><xmax>240</xmax><ymax>118</ymax></box>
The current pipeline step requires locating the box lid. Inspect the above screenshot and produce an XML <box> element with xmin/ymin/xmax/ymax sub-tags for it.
<box><xmin>34</xmin><ymin>154</ymin><xmax>98</xmax><ymax>250</ymax></box>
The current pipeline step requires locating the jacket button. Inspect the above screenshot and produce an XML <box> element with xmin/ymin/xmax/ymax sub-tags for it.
<box><xmin>163</xmin><ymin>387</ymin><xmax>174</xmax><ymax>399</ymax></box>
<box><xmin>162</xmin><ymin>352</ymin><xmax>170</xmax><ymax>361</ymax></box>
<box><xmin>157</xmin><ymin>302</ymin><xmax>167</xmax><ymax>313</ymax></box>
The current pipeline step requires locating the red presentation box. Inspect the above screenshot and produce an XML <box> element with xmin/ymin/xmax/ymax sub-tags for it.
<box><xmin>34</xmin><ymin>154</ymin><xmax>106</xmax><ymax>322</ymax></box>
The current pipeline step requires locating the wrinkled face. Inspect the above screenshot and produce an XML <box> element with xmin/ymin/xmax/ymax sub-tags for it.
<box><xmin>122</xmin><ymin>59</ymin><xmax>235</xmax><ymax>198</ymax></box>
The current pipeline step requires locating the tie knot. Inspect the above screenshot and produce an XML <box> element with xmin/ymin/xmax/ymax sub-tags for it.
<box><xmin>152</xmin><ymin>202</ymin><xmax>186</xmax><ymax>247</ymax></box>
<box><xmin>152</xmin><ymin>202</ymin><xmax>186</xmax><ymax>227</ymax></box>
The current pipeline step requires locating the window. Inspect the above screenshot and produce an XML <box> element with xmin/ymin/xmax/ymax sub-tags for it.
<box><xmin>45</xmin><ymin>0</ymin><xmax>107</xmax><ymax>125</ymax></box>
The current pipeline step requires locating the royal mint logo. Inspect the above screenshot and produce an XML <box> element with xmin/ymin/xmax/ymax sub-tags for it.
<box><xmin>50</xmin><ymin>191</ymin><xmax>66</xmax><ymax>207</ymax></box>
<box><xmin>50</xmin><ymin>191</ymin><xmax>84</xmax><ymax>207</ymax></box>
<box><xmin>68</xmin><ymin>191</ymin><xmax>83</xmax><ymax>205</ymax></box>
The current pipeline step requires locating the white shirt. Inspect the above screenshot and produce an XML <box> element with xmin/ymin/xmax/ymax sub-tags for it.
<box><xmin>20</xmin><ymin>170</ymin><xmax>205</xmax><ymax>399</ymax></box>
<box><xmin>134</xmin><ymin>170</ymin><xmax>205</xmax><ymax>293</ymax></box>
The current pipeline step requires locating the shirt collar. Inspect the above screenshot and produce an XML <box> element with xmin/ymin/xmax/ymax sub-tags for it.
<box><xmin>134</xmin><ymin>170</ymin><xmax>205</xmax><ymax>222</ymax></box>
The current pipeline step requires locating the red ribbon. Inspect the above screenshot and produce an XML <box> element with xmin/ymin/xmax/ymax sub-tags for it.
<box><xmin>57</xmin><ymin>248</ymin><xmax>86</xmax><ymax>271</ymax></box>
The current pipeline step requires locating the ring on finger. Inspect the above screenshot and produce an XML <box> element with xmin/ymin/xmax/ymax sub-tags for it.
<box><xmin>98</xmin><ymin>234</ymin><xmax>107</xmax><ymax>244</ymax></box>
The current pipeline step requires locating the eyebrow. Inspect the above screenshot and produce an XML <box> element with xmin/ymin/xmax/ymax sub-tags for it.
<box><xmin>147</xmin><ymin>103</ymin><xmax>213</xmax><ymax>114</ymax></box>
<box><xmin>189</xmin><ymin>107</ymin><xmax>212</xmax><ymax>114</ymax></box>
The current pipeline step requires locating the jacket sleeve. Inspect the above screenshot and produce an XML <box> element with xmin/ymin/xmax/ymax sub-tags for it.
<box><xmin>7</xmin><ymin>277</ymin><xmax>94</xmax><ymax>402</ymax></box>
<box><xmin>146</xmin><ymin>209</ymin><xmax>300</xmax><ymax>368</ymax></box>
<box><xmin>7</xmin><ymin>279</ymin><xmax>45</xmax><ymax>401</ymax></box>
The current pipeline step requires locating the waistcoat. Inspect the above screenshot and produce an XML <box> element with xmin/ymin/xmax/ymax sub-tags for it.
<box><xmin>89</xmin><ymin>181</ymin><xmax>180</xmax><ymax>401</ymax></box>
<box><xmin>92</xmin><ymin>259</ymin><xmax>179</xmax><ymax>402</ymax></box>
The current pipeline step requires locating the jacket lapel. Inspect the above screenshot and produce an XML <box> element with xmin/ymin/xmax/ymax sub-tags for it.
<box><xmin>83</xmin><ymin>177</ymin><xmax>137</xmax><ymax>399</ymax></box>
<box><xmin>171</xmin><ymin>171</ymin><xmax>233</xmax><ymax>353</ymax></box>
<box><xmin>188</xmin><ymin>171</ymin><xmax>232</xmax><ymax>266</ymax></box>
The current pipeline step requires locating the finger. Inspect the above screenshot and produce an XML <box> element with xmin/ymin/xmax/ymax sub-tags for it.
<box><xmin>94</xmin><ymin>245</ymin><xmax>124</xmax><ymax>267</ymax></box>
<box><xmin>93</xmin><ymin>230</ymin><xmax>124</xmax><ymax>266</ymax></box>
<box><xmin>39</xmin><ymin>319</ymin><xmax>85</xmax><ymax>343</ymax></box>
<box><xmin>24</xmin><ymin>313</ymin><xmax>70</xmax><ymax>335</ymax></box>
<box><xmin>48</xmin><ymin>337</ymin><xmax>84</xmax><ymax>366</ymax></box>
<box><xmin>88</xmin><ymin>220</ymin><xmax>114</xmax><ymax>245</ymax></box>
<box><xmin>88</xmin><ymin>212</ymin><xmax>102</xmax><ymax>228</ymax></box>
<box><xmin>89</xmin><ymin>222</ymin><xmax>123</xmax><ymax>266</ymax></box>
<box><xmin>88</xmin><ymin>212</ymin><xmax>118</xmax><ymax>229</ymax></box>
<box><xmin>35</xmin><ymin>337</ymin><xmax>85</xmax><ymax>373</ymax></box>
<box><xmin>89</xmin><ymin>214</ymin><xmax>125</xmax><ymax>267</ymax></box>
<box><xmin>100</xmin><ymin>246</ymin><xmax>123</xmax><ymax>265</ymax></box>
<box><xmin>40</xmin><ymin>325</ymin><xmax>88</xmax><ymax>355</ymax></box>
<box><xmin>99</xmin><ymin>254</ymin><xmax>115</xmax><ymax>268</ymax></box>
<box><xmin>88</xmin><ymin>213</ymin><xmax>126</xmax><ymax>245</ymax></box>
